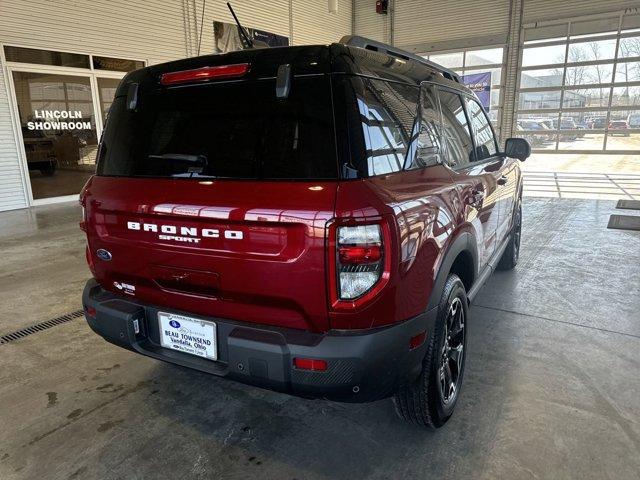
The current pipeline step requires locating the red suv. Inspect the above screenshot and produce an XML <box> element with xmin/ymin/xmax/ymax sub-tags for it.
<box><xmin>81</xmin><ymin>37</ymin><xmax>530</xmax><ymax>428</ymax></box>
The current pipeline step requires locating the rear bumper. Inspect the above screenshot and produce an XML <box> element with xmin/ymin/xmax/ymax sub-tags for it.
<box><xmin>82</xmin><ymin>279</ymin><xmax>437</xmax><ymax>402</ymax></box>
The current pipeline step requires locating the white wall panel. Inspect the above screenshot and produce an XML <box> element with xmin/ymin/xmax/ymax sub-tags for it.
<box><xmin>354</xmin><ymin>0</ymin><xmax>389</xmax><ymax>43</ymax></box>
<box><xmin>0</xmin><ymin>55</ymin><xmax>29</xmax><ymax>212</ymax></box>
<box><xmin>291</xmin><ymin>0</ymin><xmax>352</xmax><ymax>45</ymax></box>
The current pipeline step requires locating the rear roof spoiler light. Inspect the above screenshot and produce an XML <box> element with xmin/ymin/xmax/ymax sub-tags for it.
<box><xmin>160</xmin><ymin>63</ymin><xmax>250</xmax><ymax>86</ymax></box>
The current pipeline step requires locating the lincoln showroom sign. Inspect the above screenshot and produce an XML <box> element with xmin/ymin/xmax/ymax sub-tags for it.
<box><xmin>27</xmin><ymin>110</ymin><xmax>91</xmax><ymax>130</ymax></box>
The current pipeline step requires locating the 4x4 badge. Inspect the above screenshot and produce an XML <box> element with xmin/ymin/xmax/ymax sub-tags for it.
<box><xmin>96</xmin><ymin>249</ymin><xmax>112</xmax><ymax>261</ymax></box>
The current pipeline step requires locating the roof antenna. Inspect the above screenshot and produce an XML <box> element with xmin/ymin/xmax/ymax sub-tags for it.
<box><xmin>227</xmin><ymin>2</ymin><xmax>254</xmax><ymax>49</ymax></box>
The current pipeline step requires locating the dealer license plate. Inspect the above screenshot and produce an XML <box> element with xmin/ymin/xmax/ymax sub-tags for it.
<box><xmin>158</xmin><ymin>312</ymin><xmax>217</xmax><ymax>361</ymax></box>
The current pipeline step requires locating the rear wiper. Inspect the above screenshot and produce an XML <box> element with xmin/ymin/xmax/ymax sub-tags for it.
<box><xmin>148</xmin><ymin>153</ymin><xmax>208</xmax><ymax>177</ymax></box>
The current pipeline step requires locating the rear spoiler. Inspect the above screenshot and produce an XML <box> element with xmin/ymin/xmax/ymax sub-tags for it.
<box><xmin>339</xmin><ymin>35</ymin><xmax>460</xmax><ymax>83</ymax></box>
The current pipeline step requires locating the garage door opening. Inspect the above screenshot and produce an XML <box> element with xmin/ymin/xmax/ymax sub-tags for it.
<box><xmin>515</xmin><ymin>14</ymin><xmax>640</xmax><ymax>200</ymax></box>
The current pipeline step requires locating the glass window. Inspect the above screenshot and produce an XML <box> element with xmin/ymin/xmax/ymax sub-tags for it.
<box><xmin>517</xmin><ymin>113</ymin><xmax>559</xmax><ymax>130</ymax></box>
<box><xmin>519</xmin><ymin>90</ymin><xmax>562</xmax><ymax>110</ymax></box>
<box><xmin>96</xmin><ymin>77</ymin><xmax>121</xmax><ymax>124</ymax></box>
<box><xmin>12</xmin><ymin>71</ymin><xmax>98</xmax><ymax>199</ymax></box>
<box><xmin>615</xmin><ymin>61</ymin><xmax>640</xmax><ymax>83</ymax></box>
<box><xmin>607</xmin><ymin>110</ymin><xmax>640</xmax><ymax>150</ymax></box>
<box><xmin>520</xmin><ymin>68</ymin><xmax>564</xmax><ymax>88</ymax></box>
<box><xmin>465</xmin><ymin>48</ymin><xmax>503</xmax><ymax>66</ymax></box>
<box><xmin>565</xmin><ymin>64</ymin><xmax>613</xmax><ymax>86</ymax></box>
<box><xmin>92</xmin><ymin>56</ymin><xmax>145</xmax><ymax>72</ymax></box>
<box><xmin>98</xmin><ymin>76</ymin><xmax>338</xmax><ymax>180</ymax></box>
<box><xmin>465</xmin><ymin>98</ymin><xmax>497</xmax><ymax>160</ymax></box>
<box><xmin>438</xmin><ymin>90</ymin><xmax>474</xmax><ymax>168</ymax></box>
<box><xmin>490</xmin><ymin>88</ymin><xmax>501</xmax><ymax>109</ymax></box>
<box><xmin>405</xmin><ymin>86</ymin><xmax>443</xmax><ymax>170</ymax></box>
<box><xmin>568</xmin><ymin>39</ymin><xmax>617</xmax><ymax>62</ymax></box>
<box><xmin>617</xmin><ymin>36</ymin><xmax>640</xmax><ymax>59</ymax></box>
<box><xmin>4</xmin><ymin>46</ymin><xmax>90</xmax><ymax>68</ymax></box>
<box><xmin>563</xmin><ymin>88</ymin><xmax>610</xmax><ymax>108</ymax></box>
<box><xmin>429</xmin><ymin>52</ymin><xmax>464</xmax><ymax>69</ymax></box>
<box><xmin>522</xmin><ymin>44</ymin><xmax>566</xmax><ymax>67</ymax></box>
<box><xmin>611</xmin><ymin>86</ymin><xmax>640</xmax><ymax>107</ymax></box>
<box><xmin>353</xmin><ymin>79</ymin><xmax>419</xmax><ymax>176</ymax></box>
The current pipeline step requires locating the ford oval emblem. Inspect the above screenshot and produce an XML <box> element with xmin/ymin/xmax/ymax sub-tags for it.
<box><xmin>169</xmin><ymin>320</ymin><xmax>181</xmax><ymax>328</ymax></box>
<box><xmin>96</xmin><ymin>249</ymin><xmax>112</xmax><ymax>261</ymax></box>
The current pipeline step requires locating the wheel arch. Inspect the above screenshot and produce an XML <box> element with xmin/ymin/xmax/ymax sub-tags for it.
<box><xmin>427</xmin><ymin>232</ymin><xmax>478</xmax><ymax>310</ymax></box>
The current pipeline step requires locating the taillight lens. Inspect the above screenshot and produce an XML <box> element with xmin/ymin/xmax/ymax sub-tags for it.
<box><xmin>336</xmin><ymin>225</ymin><xmax>384</xmax><ymax>300</ymax></box>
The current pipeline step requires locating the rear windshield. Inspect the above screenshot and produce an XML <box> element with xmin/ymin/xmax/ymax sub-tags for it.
<box><xmin>97</xmin><ymin>76</ymin><xmax>338</xmax><ymax>180</ymax></box>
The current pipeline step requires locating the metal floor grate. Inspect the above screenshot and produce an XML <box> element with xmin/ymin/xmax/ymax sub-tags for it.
<box><xmin>0</xmin><ymin>310</ymin><xmax>85</xmax><ymax>345</ymax></box>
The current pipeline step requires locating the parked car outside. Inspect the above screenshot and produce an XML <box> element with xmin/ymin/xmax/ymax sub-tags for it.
<box><xmin>609</xmin><ymin>120</ymin><xmax>630</xmax><ymax>136</ymax></box>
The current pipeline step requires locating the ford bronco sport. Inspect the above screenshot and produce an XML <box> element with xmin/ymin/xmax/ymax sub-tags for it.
<box><xmin>81</xmin><ymin>36</ymin><xmax>530</xmax><ymax>428</ymax></box>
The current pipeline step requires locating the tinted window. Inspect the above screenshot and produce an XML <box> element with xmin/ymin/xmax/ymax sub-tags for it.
<box><xmin>405</xmin><ymin>86</ymin><xmax>443</xmax><ymax>169</ymax></box>
<box><xmin>92</xmin><ymin>56</ymin><xmax>145</xmax><ymax>72</ymax></box>
<box><xmin>438</xmin><ymin>90</ymin><xmax>474</xmax><ymax>168</ymax></box>
<box><xmin>355</xmin><ymin>78</ymin><xmax>419</xmax><ymax>176</ymax></box>
<box><xmin>4</xmin><ymin>46</ymin><xmax>90</xmax><ymax>69</ymax></box>
<box><xmin>98</xmin><ymin>76</ymin><xmax>338</xmax><ymax>179</ymax></box>
<box><xmin>465</xmin><ymin>98</ymin><xmax>498</xmax><ymax>160</ymax></box>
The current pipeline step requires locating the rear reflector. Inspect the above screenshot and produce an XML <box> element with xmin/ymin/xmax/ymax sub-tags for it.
<box><xmin>85</xmin><ymin>306</ymin><xmax>97</xmax><ymax>318</ymax></box>
<box><xmin>293</xmin><ymin>358</ymin><xmax>328</xmax><ymax>371</ymax></box>
<box><xmin>160</xmin><ymin>63</ymin><xmax>250</xmax><ymax>86</ymax></box>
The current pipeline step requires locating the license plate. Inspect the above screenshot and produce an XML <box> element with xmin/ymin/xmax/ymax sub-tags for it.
<box><xmin>158</xmin><ymin>312</ymin><xmax>217</xmax><ymax>361</ymax></box>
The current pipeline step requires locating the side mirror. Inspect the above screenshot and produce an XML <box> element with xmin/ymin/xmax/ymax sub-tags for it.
<box><xmin>504</xmin><ymin>138</ymin><xmax>531</xmax><ymax>161</ymax></box>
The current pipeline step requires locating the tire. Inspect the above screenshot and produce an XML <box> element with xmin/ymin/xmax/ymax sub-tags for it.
<box><xmin>393</xmin><ymin>274</ymin><xmax>468</xmax><ymax>428</ymax></box>
<box><xmin>496</xmin><ymin>200</ymin><xmax>522</xmax><ymax>271</ymax></box>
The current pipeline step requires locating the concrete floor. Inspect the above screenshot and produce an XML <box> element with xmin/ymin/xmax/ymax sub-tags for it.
<box><xmin>0</xmin><ymin>197</ymin><xmax>639</xmax><ymax>480</ymax></box>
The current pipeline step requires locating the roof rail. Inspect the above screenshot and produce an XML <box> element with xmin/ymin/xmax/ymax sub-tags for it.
<box><xmin>339</xmin><ymin>35</ymin><xmax>460</xmax><ymax>83</ymax></box>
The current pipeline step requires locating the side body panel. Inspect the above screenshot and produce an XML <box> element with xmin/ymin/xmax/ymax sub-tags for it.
<box><xmin>331</xmin><ymin>166</ymin><xmax>462</xmax><ymax>329</ymax></box>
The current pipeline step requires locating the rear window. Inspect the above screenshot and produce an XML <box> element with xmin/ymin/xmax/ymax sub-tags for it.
<box><xmin>97</xmin><ymin>76</ymin><xmax>338</xmax><ymax>180</ymax></box>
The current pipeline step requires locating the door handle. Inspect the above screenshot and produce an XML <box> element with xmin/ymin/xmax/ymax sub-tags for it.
<box><xmin>497</xmin><ymin>175</ymin><xmax>508</xmax><ymax>186</ymax></box>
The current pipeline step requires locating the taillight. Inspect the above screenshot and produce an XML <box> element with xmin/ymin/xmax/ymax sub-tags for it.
<box><xmin>160</xmin><ymin>63</ymin><xmax>250</xmax><ymax>86</ymax></box>
<box><xmin>337</xmin><ymin>225</ymin><xmax>383</xmax><ymax>299</ymax></box>
<box><xmin>329</xmin><ymin>223</ymin><xmax>391</xmax><ymax>310</ymax></box>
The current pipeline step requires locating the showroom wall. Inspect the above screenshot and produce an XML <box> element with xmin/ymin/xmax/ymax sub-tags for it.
<box><xmin>0</xmin><ymin>0</ymin><xmax>353</xmax><ymax>212</ymax></box>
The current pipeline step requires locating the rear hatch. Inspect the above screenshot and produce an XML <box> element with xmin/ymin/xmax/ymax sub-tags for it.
<box><xmin>82</xmin><ymin>49</ymin><xmax>339</xmax><ymax>332</ymax></box>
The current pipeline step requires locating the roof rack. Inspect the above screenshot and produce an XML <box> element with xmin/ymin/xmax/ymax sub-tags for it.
<box><xmin>339</xmin><ymin>35</ymin><xmax>460</xmax><ymax>83</ymax></box>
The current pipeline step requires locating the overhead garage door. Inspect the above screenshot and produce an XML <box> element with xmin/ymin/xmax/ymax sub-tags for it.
<box><xmin>516</xmin><ymin>14</ymin><xmax>640</xmax><ymax>155</ymax></box>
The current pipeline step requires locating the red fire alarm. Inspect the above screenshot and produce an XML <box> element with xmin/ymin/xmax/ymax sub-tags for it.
<box><xmin>376</xmin><ymin>0</ymin><xmax>388</xmax><ymax>15</ymax></box>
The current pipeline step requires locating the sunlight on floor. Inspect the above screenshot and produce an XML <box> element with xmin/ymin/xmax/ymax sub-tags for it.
<box><xmin>523</xmin><ymin>172</ymin><xmax>640</xmax><ymax>199</ymax></box>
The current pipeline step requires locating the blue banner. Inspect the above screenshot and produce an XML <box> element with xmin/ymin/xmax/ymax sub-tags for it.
<box><xmin>461</xmin><ymin>72</ymin><xmax>492</xmax><ymax>111</ymax></box>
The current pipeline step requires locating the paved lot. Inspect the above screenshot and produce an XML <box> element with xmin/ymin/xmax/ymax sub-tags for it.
<box><xmin>0</xmin><ymin>198</ymin><xmax>639</xmax><ymax>480</ymax></box>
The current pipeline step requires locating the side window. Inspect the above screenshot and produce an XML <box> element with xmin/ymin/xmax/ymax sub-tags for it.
<box><xmin>437</xmin><ymin>89</ymin><xmax>474</xmax><ymax>169</ymax></box>
<box><xmin>405</xmin><ymin>85</ymin><xmax>443</xmax><ymax>170</ymax></box>
<box><xmin>357</xmin><ymin>78</ymin><xmax>419</xmax><ymax>176</ymax></box>
<box><xmin>465</xmin><ymin>97</ymin><xmax>498</xmax><ymax>161</ymax></box>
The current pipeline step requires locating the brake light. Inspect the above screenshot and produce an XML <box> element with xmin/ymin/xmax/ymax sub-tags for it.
<box><xmin>329</xmin><ymin>223</ymin><xmax>391</xmax><ymax>308</ymax></box>
<box><xmin>160</xmin><ymin>63</ymin><xmax>250</xmax><ymax>86</ymax></box>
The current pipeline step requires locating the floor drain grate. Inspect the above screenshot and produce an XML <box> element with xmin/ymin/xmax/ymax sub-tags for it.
<box><xmin>0</xmin><ymin>310</ymin><xmax>85</xmax><ymax>345</ymax></box>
